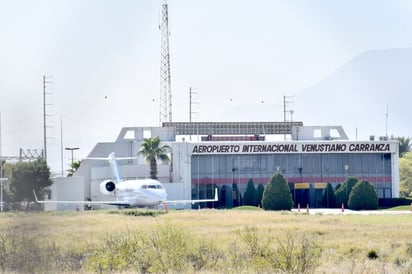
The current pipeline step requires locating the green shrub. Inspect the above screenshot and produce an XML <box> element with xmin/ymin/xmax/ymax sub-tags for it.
<box><xmin>335</xmin><ymin>176</ymin><xmax>358</xmax><ymax>208</ymax></box>
<box><xmin>256</xmin><ymin>184</ymin><xmax>265</xmax><ymax>207</ymax></box>
<box><xmin>367</xmin><ymin>249</ymin><xmax>379</xmax><ymax>259</ymax></box>
<box><xmin>262</xmin><ymin>173</ymin><xmax>293</xmax><ymax>211</ymax></box>
<box><xmin>335</xmin><ymin>183</ymin><xmax>341</xmax><ymax>191</ymax></box>
<box><xmin>348</xmin><ymin>180</ymin><xmax>378</xmax><ymax>210</ymax></box>
<box><xmin>322</xmin><ymin>183</ymin><xmax>337</xmax><ymax>208</ymax></box>
<box><xmin>243</xmin><ymin>179</ymin><xmax>257</xmax><ymax>206</ymax></box>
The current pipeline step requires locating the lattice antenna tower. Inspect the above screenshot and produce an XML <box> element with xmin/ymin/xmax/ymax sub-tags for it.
<box><xmin>159</xmin><ymin>0</ymin><xmax>172</xmax><ymax>124</ymax></box>
<box><xmin>43</xmin><ymin>75</ymin><xmax>54</xmax><ymax>162</ymax></box>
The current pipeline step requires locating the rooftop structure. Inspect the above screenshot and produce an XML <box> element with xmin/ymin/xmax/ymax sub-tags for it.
<box><xmin>162</xmin><ymin>121</ymin><xmax>303</xmax><ymax>135</ymax></box>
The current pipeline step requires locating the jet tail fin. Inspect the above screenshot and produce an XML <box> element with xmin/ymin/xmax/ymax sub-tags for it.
<box><xmin>87</xmin><ymin>152</ymin><xmax>136</xmax><ymax>184</ymax></box>
<box><xmin>108</xmin><ymin>152</ymin><xmax>121</xmax><ymax>183</ymax></box>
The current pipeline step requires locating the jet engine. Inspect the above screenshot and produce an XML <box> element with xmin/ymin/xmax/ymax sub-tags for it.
<box><xmin>99</xmin><ymin>180</ymin><xmax>117</xmax><ymax>195</ymax></box>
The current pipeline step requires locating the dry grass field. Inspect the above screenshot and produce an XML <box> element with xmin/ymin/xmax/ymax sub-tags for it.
<box><xmin>1</xmin><ymin>208</ymin><xmax>412</xmax><ymax>273</ymax></box>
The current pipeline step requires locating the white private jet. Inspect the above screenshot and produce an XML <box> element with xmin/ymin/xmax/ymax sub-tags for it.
<box><xmin>33</xmin><ymin>152</ymin><xmax>218</xmax><ymax>208</ymax></box>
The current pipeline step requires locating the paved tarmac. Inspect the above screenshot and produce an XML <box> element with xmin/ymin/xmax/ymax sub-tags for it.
<box><xmin>291</xmin><ymin>208</ymin><xmax>412</xmax><ymax>215</ymax></box>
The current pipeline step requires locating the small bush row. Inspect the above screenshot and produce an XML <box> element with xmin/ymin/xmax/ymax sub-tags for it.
<box><xmin>107</xmin><ymin>209</ymin><xmax>166</xmax><ymax>217</ymax></box>
<box><xmin>0</xmin><ymin>223</ymin><xmax>319</xmax><ymax>273</ymax></box>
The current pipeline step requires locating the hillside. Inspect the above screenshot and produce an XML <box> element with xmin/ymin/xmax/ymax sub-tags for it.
<box><xmin>294</xmin><ymin>48</ymin><xmax>412</xmax><ymax>140</ymax></box>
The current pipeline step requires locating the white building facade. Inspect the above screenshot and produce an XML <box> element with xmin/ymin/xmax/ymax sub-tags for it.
<box><xmin>49</xmin><ymin>123</ymin><xmax>399</xmax><ymax>210</ymax></box>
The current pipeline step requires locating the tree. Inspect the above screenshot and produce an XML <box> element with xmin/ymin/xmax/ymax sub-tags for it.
<box><xmin>395</xmin><ymin>136</ymin><xmax>411</xmax><ymax>157</ymax></box>
<box><xmin>348</xmin><ymin>180</ymin><xmax>378</xmax><ymax>210</ymax></box>
<box><xmin>335</xmin><ymin>176</ymin><xmax>358</xmax><ymax>208</ymax></box>
<box><xmin>0</xmin><ymin>160</ymin><xmax>12</xmax><ymax>210</ymax></box>
<box><xmin>256</xmin><ymin>184</ymin><xmax>264</xmax><ymax>208</ymax></box>
<box><xmin>322</xmin><ymin>183</ymin><xmax>336</xmax><ymax>208</ymax></box>
<box><xmin>262</xmin><ymin>173</ymin><xmax>293</xmax><ymax>211</ymax></box>
<box><xmin>399</xmin><ymin>152</ymin><xmax>412</xmax><ymax>197</ymax></box>
<box><xmin>67</xmin><ymin>160</ymin><xmax>82</xmax><ymax>177</ymax></box>
<box><xmin>243</xmin><ymin>179</ymin><xmax>257</xmax><ymax>206</ymax></box>
<box><xmin>10</xmin><ymin>158</ymin><xmax>52</xmax><ymax>210</ymax></box>
<box><xmin>138</xmin><ymin>137</ymin><xmax>171</xmax><ymax>179</ymax></box>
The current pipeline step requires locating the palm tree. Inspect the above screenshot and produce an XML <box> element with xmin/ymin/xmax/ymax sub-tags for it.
<box><xmin>395</xmin><ymin>136</ymin><xmax>411</xmax><ymax>157</ymax></box>
<box><xmin>138</xmin><ymin>137</ymin><xmax>171</xmax><ymax>179</ymax></box>
<box><xmin>67</xmin><ymin>160</ymin><xmax>82</xmax><ymax>177</ymax></box>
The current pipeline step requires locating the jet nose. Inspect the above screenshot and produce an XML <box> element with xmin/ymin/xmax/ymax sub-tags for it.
<box><xmin>148</xmin><ymin>189</ymin><xmax>166</xmax><ymax>202</ymax></box>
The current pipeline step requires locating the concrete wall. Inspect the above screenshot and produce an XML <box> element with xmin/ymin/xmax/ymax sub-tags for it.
<box><xmin>46</xmin><ymin>176</ymin><xmax>85</xmax><ymax>211</ymax></box>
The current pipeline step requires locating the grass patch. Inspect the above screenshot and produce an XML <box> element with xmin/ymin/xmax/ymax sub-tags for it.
<box><xmin>387</xmin><ymin>205</ymin><xmax>411</xmax><ymax>211</ymax></box>
<box><xmin>0</xmin><ymin>210</ymin><xmax>411</xmax><ymax>273</ymax></box>
<box><xmin>231</xmin><ymin>205</ymin><xmax>263</xmax><ymax>211</ymax></box>
<box><xmin>107</xmin><ymin>208</ymin><xmax>166</xmax><ymax>217</ymax></box>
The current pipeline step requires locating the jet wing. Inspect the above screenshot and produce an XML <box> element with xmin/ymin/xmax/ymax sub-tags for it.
<box><xmin>165</xmin><ymin>188</ymin><xmax>218</xmax><ymax>204</ymax></box>
<box><xmin>32</xmin><ymin>190</ymin><xmax>131</xmax><ymax>207</ymax></box>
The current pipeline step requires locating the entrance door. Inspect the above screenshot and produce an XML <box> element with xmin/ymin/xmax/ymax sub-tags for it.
<box><xmin>294</xmin><ymin>182</ymin><xmax>310</xmax><ymax>208</ymax></box>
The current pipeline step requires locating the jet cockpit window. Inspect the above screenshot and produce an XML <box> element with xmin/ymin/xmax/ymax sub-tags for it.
<box><xmin>148</xmin><ymin>185</ymin><xmax>157</xmax><ymax>189</ymax></box>
<box><xmin>156</xmin><ymin>185</ymin><xmax>163</xmax><ymax>189</ymax></box>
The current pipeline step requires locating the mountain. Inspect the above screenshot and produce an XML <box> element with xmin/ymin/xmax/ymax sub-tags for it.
<box><xmin>294</xmin><ymin>48</ymin><xmax>412</xmax><ymax>140</ymax></box>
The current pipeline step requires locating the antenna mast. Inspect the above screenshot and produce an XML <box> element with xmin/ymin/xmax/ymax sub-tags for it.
<box><xmin>283</xmin><ymin>95</ymin><xmax>293</xmax><ymax>122</ymax></box>
<box><xmin>283</xmin><ymin>95</ymin><xmax>293</xmax><ymax>140</ymax></box>
<box><xmin>385</xmin><ymin>104</ymin><xmax>389</xmax><ymax>138</ymax></box>
<box><xmin>189</xmin><ymin>87</ymin><xmax>199</xmax><ymax>123</ymax></box>
<box><xmin>159</xmin><ymin>0</ymin><xmax>172</xmax><ymax>124</ymax></box>
<box><xmin>43</xmin><ymin>75</ymin><xmax>53</xmax><ymax>162</ymax></box>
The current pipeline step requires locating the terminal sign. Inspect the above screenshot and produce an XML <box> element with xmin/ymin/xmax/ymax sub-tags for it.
<box><xmin>192</xmin><ymin>142</ymin><xmax>393</xmax><ymax>155</ymax></box>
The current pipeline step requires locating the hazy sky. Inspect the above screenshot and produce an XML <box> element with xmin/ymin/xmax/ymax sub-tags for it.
<box><xmin>1</xmin><ymin>0</ymin><xmax>412</xmax><ymax>174</ymax></box>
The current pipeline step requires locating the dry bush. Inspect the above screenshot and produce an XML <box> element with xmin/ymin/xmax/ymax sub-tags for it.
<box><xmin>0</xmin><ymin>210</ymin><xmax>412</xmax><ymax>273</ymax></box>
<box><xmin>0</xmin><ymin>224</ymin><xmax>85</xmax><ymax>273</ymax></box>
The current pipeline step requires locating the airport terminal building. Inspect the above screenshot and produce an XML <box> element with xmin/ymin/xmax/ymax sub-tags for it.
<box><xmin>49</xmin><ymin>122</ymin><xmax>399</xmax><ymax>210</ymax></box>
